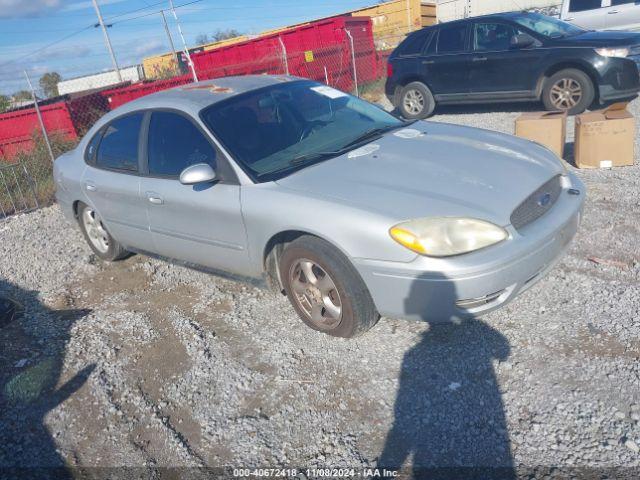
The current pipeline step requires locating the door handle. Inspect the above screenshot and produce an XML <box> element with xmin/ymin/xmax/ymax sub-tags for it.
<box><xmin>472</xmin><ymin>57</ymin><xmax>488</xmax><ymax>62</ymax></box>
<box><xmin>422</xmin><ymin>60</ymin><xmax>435</xmax><ymax>65</ymax></box>
<box><xmin>565</xmin><ymin>16</ymin><xmax>574</xmax><ymax>21</ymax></box>
<box><xmin>146</xmin><ymin>192</ymin><xmax>164</xmax><ymax>205</ymax></box>
<box><xmin>608</xmin><ymin>9</ymin><xmax>619</xmax><ymax>14</ymax></box>
<box><xmin>85</xmin><ymin>182</ymin><xmax>97</xmax><ymax>192</ymax></box>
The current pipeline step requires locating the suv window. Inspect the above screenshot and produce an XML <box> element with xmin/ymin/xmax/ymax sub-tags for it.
<box><xmin>147</xmin><ymin>111</ymin><xmax>216</xmax><ymax>177</ymax></box>
<box><xmin>397</xmin><ymin>31</ymin><xmax>430</xmax><ymax>56</ymax></box>
<box><xmin>569</xmin><ymin>0</ymin><xmax>602</xmax><ymax>12</ymax></box>
<box><xmin>437</xmin><ymin>24</ymin><xmax>468</xmax><ymax>54</ymax></box>
<box><xmin>611</xmin><ymin>0</ymin><xmax>634</xmax><ymax>5</ymax></box>
<box><xmin>96</xmin><ymin>113</ymin><xmax>143</xmax><ymax>172</ymax></box>
<box><xmin>474</xmin><ymin>23</ymin><xmax>519</xmax><ymax>51</ymax></box>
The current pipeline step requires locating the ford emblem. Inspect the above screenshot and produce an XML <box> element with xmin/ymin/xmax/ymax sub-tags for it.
<box><xmin>537</xmin><ymin>192</ymin><xmax>552</xmax><ymax>207</ymax></box>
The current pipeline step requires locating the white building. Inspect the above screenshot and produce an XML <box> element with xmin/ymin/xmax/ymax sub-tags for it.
<box><xmin>437</xmin><ymin>0</ymin><xmax>560</xmax><ymax>22</ymax></box>
<box><xmin>57</xmin><ymin>65</ymin><xmax>145</xmax><ymax>95</ymax></box>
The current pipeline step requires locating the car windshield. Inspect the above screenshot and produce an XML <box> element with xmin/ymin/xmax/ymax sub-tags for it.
<box><xmin>511</xmin><ymin>12</ymin><xmax>586</xmax><ymax>39</ymax></box>
<box><xmin>201</xmin><ymin>80</ymin><xmax>405</xmax><ymax>181</ymax></box>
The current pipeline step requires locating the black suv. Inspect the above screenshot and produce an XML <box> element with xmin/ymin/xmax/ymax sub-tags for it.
<box><xmin>385</xmin><ymin>12</ymin><xmax>640</xmax><ymax>118</ymax></box>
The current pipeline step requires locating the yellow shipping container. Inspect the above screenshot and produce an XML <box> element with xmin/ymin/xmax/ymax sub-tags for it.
<box><xmin>142</xmin><ymin>53</ymin><xmax>181</xmax><ymax>80</ymax></box>
<box><xmin>202</xmin><ymin>35</ymin><xmax>248</xmax><ymax>51</ymax></box>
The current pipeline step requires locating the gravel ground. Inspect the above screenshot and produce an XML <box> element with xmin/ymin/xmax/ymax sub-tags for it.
<box><xmin>1</xmin><ymin>97</ymin><xmax>639</xmax><ymax>478</ymax></box>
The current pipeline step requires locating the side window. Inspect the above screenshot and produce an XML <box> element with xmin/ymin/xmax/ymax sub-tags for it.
<box><xmin>147</xmin><ymin>111</ymin><xmax>216</xmax><ymax>177</ymax></box>
<box><xmin>85</xmin><ymin>129</ymin><xmax>103</xmax><ymax>164</ymax></box>
<box><xmin>96</xmin><ymin>113</ymin><xmax>143</xmax><ymax>172</ymax></box>
<box><xmin>474</xmin><ymin>23</ymin><xmax>519</xmax><ymax>51</ymax></box>
<box><xmin>610</xmin><ymin>0</ymin><xmax>634</xmax><ymax>5</ymax></box>
<box><xmin>397</xmin><ymin>31</ymin><xmax>430</xmax><ymax>56</ymax></box>
<box><xmin>437</xmin><ymin>25</ymin><xmax>468</xmax><ymax>54</ymax></box>
<box><xmin>569</xmin><ymin>0</ymin><xmax>603</xmax><ymax>12</ymax></box>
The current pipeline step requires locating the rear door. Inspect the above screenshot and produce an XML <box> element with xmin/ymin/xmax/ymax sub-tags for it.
<box><xmin>603</xmin><ymin>0</ymin><xmax>640</xmax><ymax>30</ymax></box>
<box><xmin>468</xmin><ymin>20</ymin><xmax>543</xmax><ymax>96</ymax></box>
<box><xmin>421</xmin><ymin>23</ymin><xmax>472</xmax><ymax>96</ymax></box>
<box><xmin>562</xmin><ymin>0</ymin><xmax>607</xmax><ymax>29</ymax></box>
<box><xmin>81</xmin><ymin>112</ymin><xmax>151</xmax><ymax>250</ymax></box>
<box><xmin>139</xmin><ymin>110</ymin><xmax>251</xmax><ymax>275</ymax></box>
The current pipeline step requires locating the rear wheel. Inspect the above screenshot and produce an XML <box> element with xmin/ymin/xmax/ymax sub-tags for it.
<box><xmin>280</xmin><ymin>236</ymin><xmax>379</xmax><ymax>338</ymax></box>
<box><xmin>542</xmin><ymin>68</ymin><xmax>595</xmax><ymax>115</ymax></box>
<box><xmin>398</xmin><ymin>81</ymin><xmax>436</xmax><ymax>119</ymax></box>
<box><xmin>78</xmin><ymin>202</ymin><xmax>130</xmax><ymax>261</ymax></box>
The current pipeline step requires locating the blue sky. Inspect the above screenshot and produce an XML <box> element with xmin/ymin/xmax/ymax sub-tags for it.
<box><xmin>0</xmin><ymin>0</ymin><xmax>377</xmax><ymax>95</ymax></box>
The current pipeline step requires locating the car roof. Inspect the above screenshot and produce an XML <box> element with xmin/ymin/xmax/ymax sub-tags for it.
<box><xmin>425</xmin><ymin>11</ymin><xmax>529</xmax><ymax>29</ymax></box>
<box><xmin>112</xmin><ymin>74</ymin><xmax>303</xmax><ymax>114</ymax></box>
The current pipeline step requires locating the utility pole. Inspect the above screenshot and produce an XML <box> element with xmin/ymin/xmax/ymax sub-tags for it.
<box><xmin>24</xmin><ymin>71</ymin><xmax>54</xmax><ymax>164</ymax></box>
<box><xmin>160</xmin><ymin>9</ymin><xmax>181</xmax><ymax>74</ymax></box>
<box><xmin>168</xmin><ymin>0</ymin><xmax>198</xmax><ymax>82</ymax></box>
<box><xmin>92</xmin><ymin>0</ymin><xmax>122</xmax><ymax>82</ymax></box>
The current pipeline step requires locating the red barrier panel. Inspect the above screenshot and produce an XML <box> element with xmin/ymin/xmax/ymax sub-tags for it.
<box><xmin>192</xmin><ymin>16</ymin><xmax>378</xmax><ymax>93</ymax></box>
<box><xmin>101</xmin><ymin>74</ymin><xmax>192</xmax><ymax>110</ymax></box>
<box><xmin>0</xmin><ymin>101</ymin><xmax>77</xmax><ymax>161</ymax></box>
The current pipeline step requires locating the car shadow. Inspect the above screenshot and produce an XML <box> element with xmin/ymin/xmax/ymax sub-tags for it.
<box><xmin>378</xmin><ymin>273</ymin><xmax>515</xmax><ymax>479</ymax></box>
<box><xmin>0</xmin><ymin>279</ymin><xmax>94</xmax><ymax>478</ymax></box>
<box><xmin>434</xmin><ymin>101</ymin><xmax>543</xmax><ymax>116</ymax></box>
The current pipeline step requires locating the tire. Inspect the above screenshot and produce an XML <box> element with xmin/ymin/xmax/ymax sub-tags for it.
<box><xmin>398</xmin><ymin>81</ymin><xmax>436</xmax><ymax>120</ymax></box>
<box><xmin>77</xmin><ymin>202</ymin><xmax>130</xmax><ymax>262</ymax></box>
<box><xmin>542</xmin><ymin>68</ymin><xmax>595</xmax><ymax>115</ymax></box>
<box><xmin>279</xmin><ymin>236</ymin><xmax>379</xmax><ymax>338</ymax></box>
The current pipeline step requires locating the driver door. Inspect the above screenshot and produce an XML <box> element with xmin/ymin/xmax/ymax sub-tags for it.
<box><xmin>139</xmin><ymin>110</ymin><xmax>251</xmax><ymax>276</ymax></box>
<box><xmin>468</xmin><ymin>21</ymin><xmax>543</xmax><ymax>96</ymax></box>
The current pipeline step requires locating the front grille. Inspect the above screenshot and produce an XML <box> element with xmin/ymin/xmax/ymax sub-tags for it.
<box><xmin>510</xmin><ymin>175</ymin><xmax>562</xmax><ymax>232</ymax></box>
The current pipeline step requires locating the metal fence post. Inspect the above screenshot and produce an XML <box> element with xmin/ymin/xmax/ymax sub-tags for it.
<box><xmin>24</xmin><ymin>70</ymin><xmax>55</xmax><ymax>164</ymax></box>
<box><xmin>278</xmin><ymin>37</ymin><xmax>289</xmax><ymax>75</ymax></box>
<box><xmin>345</xmin><ymin>29</ymin><xmax>358</xmax><ymax>97</ymax></box>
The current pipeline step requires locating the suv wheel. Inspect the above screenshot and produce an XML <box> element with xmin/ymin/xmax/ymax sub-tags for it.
<box><xmin>78</xmin><ymin>202</ymin><xmax>130</xmax><ymax>261</ymax></box>
<box><xmin>279</xmin><ymin>236</ymin><xmax>379</xmax><ymax>338</ymax></box>
<box><xmin>398</xmin><ymin>81</ymin><xmax>436</xmax><ymax>119</ymax></box>
<box><xmin>543</xmin><ymin>68</ymin><xmax>595</xmax><ymax>115</ymax></box>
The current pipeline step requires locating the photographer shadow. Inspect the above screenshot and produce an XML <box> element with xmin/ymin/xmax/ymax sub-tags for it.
<box><xmin>0</xmin><ymin>279</ymin><xmax>94</xmax><ymax>477</ymax></box>
<box><xmin>379</xmin><ymin>273</ymin><xmax>515</xmax><ymax>479</ymax></box>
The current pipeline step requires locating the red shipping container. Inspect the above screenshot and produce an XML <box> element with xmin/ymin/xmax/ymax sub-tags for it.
<box><xmin>0</xmin><ymin>101</ymin><xmax>77</xmax><ymax>161</ymax></box>
<box><xmin>101</xmin><ymin>74</ymin><xmax>192</xmax><ymax>110</ymax></box>
<box><xmin>192</xmin><ymin>16</ymin><xmax>378</xmax><ymax>93</ymax></box>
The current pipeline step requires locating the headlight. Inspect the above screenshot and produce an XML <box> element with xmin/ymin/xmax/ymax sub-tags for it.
<box><xmin>389</xmin><ymin>217</ymin><xmax>508</xmax><ymax>257</ymax></box>
<box><xmin>595</xmin><ymin>47</ymin><xmax>630</xmax><ymax>58</ymax></box>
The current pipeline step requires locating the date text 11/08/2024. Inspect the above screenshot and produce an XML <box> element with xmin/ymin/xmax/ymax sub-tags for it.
<box><xmin>233</xmin><ymin>468</ymin><xmax>399</xmax><ymax>478</ymax></box>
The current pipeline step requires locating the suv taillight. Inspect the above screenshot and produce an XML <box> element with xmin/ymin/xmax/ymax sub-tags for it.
<box><xmin>387</xmin><ymin>62</ymin><xmax>393</xmax><ymax>78</ymax></box>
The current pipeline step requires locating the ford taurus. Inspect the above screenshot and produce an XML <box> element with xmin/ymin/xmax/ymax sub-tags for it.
<box><xmin>54</xmin><ymin>76</ymin><xmax>585</xmax><ymax>338</ymax></box>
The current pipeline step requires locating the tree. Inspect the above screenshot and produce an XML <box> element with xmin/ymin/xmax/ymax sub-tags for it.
<box><xmin>12</xmin><ymin>90</ymin><xmax>32</xmax><ymax>101</ymax></box>
<box><xmin>195</xmin><ymin>34</ymin><xmax>210</xmax><ymax>45</ymax></box>
<box><xmin>39</xmin><ymin>72</ymin><xmax>61</xmax><ymax>98</ymax></box>
<box><xmin>0</xmin><ymin>95</ymin><xmax>9</xmax><ymax>113</ymax></box>
<box><xmin>195</xmin><ymin>29</ymin><xmax>242</xmax><ymax>46</ymax></box>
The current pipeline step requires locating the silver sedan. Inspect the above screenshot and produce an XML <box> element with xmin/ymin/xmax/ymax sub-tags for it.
<box><xmin>54</xmin><ymin>75</ymin><xmax>585</xmax><ymax>338</ymax></box>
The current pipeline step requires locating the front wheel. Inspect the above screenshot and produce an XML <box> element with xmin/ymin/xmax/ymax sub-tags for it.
<box><xmin>398</xmin><ymin>81</ymin><xmax>436</xmax><ymax>120</ymax></box>
<box><xmin>279</xmin><ymin>236</ymin><xmax>379</xmax><ymax>338</ymax></box>
<box><xmin>542</xmin><ymin>69</ymin><xmax>595</xmax><ymax>115</ymax></box>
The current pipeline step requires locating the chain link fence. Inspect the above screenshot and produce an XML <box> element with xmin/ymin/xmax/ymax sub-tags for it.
<box><xmin>0</xmin><ymin>10</ymin><xmax>413</xmax><ymax>222</ymax></box>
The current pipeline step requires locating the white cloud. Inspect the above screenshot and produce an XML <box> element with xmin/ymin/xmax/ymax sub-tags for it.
<box><xmin>63</xmin><ymin>0</ymin><xmax>129</xmax><ymax>12</ymax></box>
<box><xmin>0</xmin><ymin>0</ymin><xmax>61</xmax><ymax>18</ymax></box>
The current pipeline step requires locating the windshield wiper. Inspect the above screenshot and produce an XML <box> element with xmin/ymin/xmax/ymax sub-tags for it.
<box><xmin>289</xmin><ymin>150</ymin><xmax>344</xmax><ymax>165</ymax></box>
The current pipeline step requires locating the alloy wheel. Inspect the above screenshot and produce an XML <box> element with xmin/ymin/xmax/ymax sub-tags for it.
<box><xmin>82</xmin><ymin>208</ymin><xmax>110</xmax><ymax>253</ymax></box>
<box><xmin>549</xmin><ymin>78</ymin><xmax>583</xmax><ymax>110</ymax></box>
<box><xmin>403</xmin><ymin>89</ymin><xmax>425</xmax><ymax>115</ymax></box>
<box><xmin>289</xmin><ymin>259</ymin><xmax>342</xmax><ymax>329</ymax></box>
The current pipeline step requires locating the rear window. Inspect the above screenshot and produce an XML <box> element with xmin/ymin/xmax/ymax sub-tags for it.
<box><xmin>96</xmin><ymin>113</ymin><xmax>143</xmax><ymax>172</ymax></box>
<box><xmin>569</xmin><ymin>0</ymin><xmax>602</xmax><ymax>12</ymax></box>
<box><xmin>437</xmin><ymin>25</ymin><xmax>468</xmax><ymax>54</ymax></box>
<box><xmin>396</xmin><ymin>31</ymin><xmax>430</xmax><ymax>56</ymax></box>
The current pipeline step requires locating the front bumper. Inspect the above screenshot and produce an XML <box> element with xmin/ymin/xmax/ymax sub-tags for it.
<box><xmin>599</xmin><ymin>56</ymin><xmax>640</xmax><ymax>101</ymax></box>
<box><xmin>353</xmin><ymin>174</ymin><xmax>585</xmax><ymax>322</ymax></box>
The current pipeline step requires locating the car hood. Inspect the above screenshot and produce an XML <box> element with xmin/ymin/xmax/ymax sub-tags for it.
<box><xmin>275</xmin><ymin>121</ymin><xmax>565</xmax><ymax>227</ymax></box>
<box><xmin>554</xmin><ymin>30</ymin><xmax>640</xmax><ymax>47</ymax></box>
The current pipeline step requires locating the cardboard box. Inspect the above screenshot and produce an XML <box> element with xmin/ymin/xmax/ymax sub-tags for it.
<box><xmin>515</xmin><ymin>111</ymin><xmax>567</xmax><ymax>158</ymax></box>
<box><xmin>574</xmin><ymin>103</ymin><xmax>635</xmax><ymax>169</ymax></box>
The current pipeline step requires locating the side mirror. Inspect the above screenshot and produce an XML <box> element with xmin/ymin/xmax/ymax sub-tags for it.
<box><xmin>511</xmin><ymin>33</ymin><xmax>536</xmax><ymax>49</ymax></box>
<box><xmin>179</xmin><ymin>163</ymin><xmax>217</xmax><ymax>185</ymax></box>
